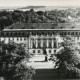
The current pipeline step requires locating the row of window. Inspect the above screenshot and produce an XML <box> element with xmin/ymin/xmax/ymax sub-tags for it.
<box><xmin>32</xmin><ymin>49</ymin><xmax>56</xmax><ymax>54</ymax></box>
<box><xmin>1</xmin><ymin>32</ymin><xmax>28</xmax><ymax>36</ymax></box>
<box><xmin>30</xmin><ymin>32</ymin><xmax>80</xmax><ymax>36</ymax></box>
<box><xmin>61</xmin><ymin>37</ymin><xmax>80</xmax><ymax>40</ymax></box>
<box><xmin>2</xmin><ymin>31</ymin><xmax>80</xmax><ymax>37</ymax></box>
<box><xmin>29</xmin><ymin>31</ymin><xmax>80</xmax><ymax>36</ymax></box>
<box><xmin>32</xmin><ymin>41</ymin><xmax>57</xmax><ymax>48</ymax></box>
<box><xmin>0</xmin><ymin>37</ymin><xmax>27</xmax><ymax>41</ymax></box>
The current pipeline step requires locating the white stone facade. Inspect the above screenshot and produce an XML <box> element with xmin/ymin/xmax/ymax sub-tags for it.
<box><xmin>1</xmin><ymin>29</ymin><xmax>80</xmax><ymax>56</ymax></box>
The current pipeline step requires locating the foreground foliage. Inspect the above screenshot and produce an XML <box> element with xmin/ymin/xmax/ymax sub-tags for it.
<box><xmin>55</xmin><ymin>36</ymin><xmax>80</xmax><ymax>79</ymax></box>
<box><xmin>0</xmin><ymin>41</ymin><xmax>35</xmax><ymax>80</ymax></box>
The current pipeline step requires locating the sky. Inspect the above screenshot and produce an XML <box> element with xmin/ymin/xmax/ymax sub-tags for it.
<box><xmin>0</xmin><ymin>0</ymin><xmax>80</xmax><ymax>7</ymax></box>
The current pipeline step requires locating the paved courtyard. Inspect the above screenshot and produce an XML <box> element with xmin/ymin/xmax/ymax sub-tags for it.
<box><xmin>26</xmin><ymin>61</ymin><xmax>55</xmax><ymax>69</ymax></box>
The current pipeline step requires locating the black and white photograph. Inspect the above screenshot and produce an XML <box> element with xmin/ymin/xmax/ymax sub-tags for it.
<box><xmin>0</xmin><ymin>0</ymin><xmax>80</xmax><ymax>80</ymax></box>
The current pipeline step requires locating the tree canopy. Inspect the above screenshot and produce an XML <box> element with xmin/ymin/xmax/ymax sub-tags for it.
<box><xmin>54</xmin><ymin>36</ymin><xmax>80</xmax><ymax>79</ymax></box>
<box><xmin>0</xmin><ymin>41</ymin><xmax>35</xmax><ymax>80</ymax></box>
<box><xmin>0</xmin><ymin>8</ymin><xmax>80</xmax><ymax>30</ymax></box>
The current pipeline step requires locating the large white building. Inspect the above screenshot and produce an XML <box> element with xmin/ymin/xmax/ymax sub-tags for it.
<box><xmin>0</xmin><ymin>23</ymin><xmax>80</xmax><ymax>61</ymax></box>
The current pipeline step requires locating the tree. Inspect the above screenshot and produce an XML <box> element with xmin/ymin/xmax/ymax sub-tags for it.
<box><xmin>0</xmin><ymin>41</ymin><xmax>35</xmax><ymax>80</ymax></box>
<box><xmin>54</xmin><ymin>36</ymin><xmax>80</xmax><ymax>79</ymax></box>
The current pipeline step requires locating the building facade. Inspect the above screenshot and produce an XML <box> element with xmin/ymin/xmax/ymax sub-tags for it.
<box><xmin>0</xmin><ymin>29</ymin><xmax>80</xmax><ymax>57</ymax></box>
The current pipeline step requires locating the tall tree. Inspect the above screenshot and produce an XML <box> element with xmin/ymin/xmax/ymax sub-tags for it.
<box><xmin>54</xmin><ymin>36</ymin><xmax>80</xmax><ymax>79</ymax></box>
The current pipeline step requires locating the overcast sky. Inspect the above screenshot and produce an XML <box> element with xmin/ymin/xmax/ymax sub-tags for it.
<box><xmin>0</xmin><ymin>0</ymin><xmax>80</xmax><ymax>7</ymax></box>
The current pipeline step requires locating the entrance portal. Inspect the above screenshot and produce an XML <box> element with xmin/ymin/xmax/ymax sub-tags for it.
<box><xmin>43</xmin><ymin>48</ymin><xmax>48</xmax><ymax>62</ymax></box>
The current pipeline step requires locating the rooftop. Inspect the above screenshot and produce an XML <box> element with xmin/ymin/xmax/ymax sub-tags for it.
<box><xmin>3</xmin><ymin>22</ymin><xmax>80</xmax><ymax>30</ymax></box>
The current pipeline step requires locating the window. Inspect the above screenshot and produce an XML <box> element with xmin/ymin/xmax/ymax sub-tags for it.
<box><xmin>13</xmin><ymin>38</ymin><xmax>14</xmax><ymax>41</ymax></box>
<box><xmin>32</xmin><ymin>39</ymin><xmax>36</xmax><ymax>48</ymax></box>
<box><xmin>48</xmin><ymin>39</ymin><xmax>52</xmax><ymax>48</ymax></box>
<box><xmin>9</xmin><ymin>38</ymin><xmax>10</xmax><ymax>41</ymax></box>
<box><xmin>38</xmin><ymin>50</ymin><xmax>40</xmax><ymax>53</ymax></box>
<box><xmin>68</xmin><ymin>32</ymin><xmax>70</xmax><ymax>35</ymax></box>
<box><xmin>20</xmin><ymin>38</ymin><xmax>22</xmax><ymax>41</ymax></box>
<box><xmin>54</xmin><ymin>42</ymin><xmax>57</xmax><ymax>48</ymax></box>
<box><xmin>38</xmin><ymin>43</ymin><xmax>41</xmax><ymax>48</ymax></box>
<box><xmin>48</xmin><ymin>42</ymin><xmax>52</xmax><ymax>48</ymax></box>
<box><xmin>77</xmin><ymin>37</ymin><xmax>79</xmax><ymax>40</ymax></box>
<box><xmin>33</xmin><ymin>50</ymin><xmax>35</xmax><ymax>53</ymax></box>
<box><xmin>53</xmin><ymin>38</ymin><xmax>56</xmax><ymax>40</ymax></box>
<box><xmin>24</xmin><ymin>37</ymin><xmax>26</xmax><ymax>40</ymax></box>
<box><xmin>37</xmin><ymin>39</ymin><xmax>41</xmax><ymax>48</ymax></box>
<box><xmin>17</xmin><ymin>38</ymin><xmax>19</xmax><ymax>41</ymax></box>
<box><xmin>49</xmin><ymin>50</ymin><xmax>51</xmax><ymax>53</ymax></box>
<box><xmin>43</xmin><ymin>39</ymin><xmax>46</xmax><ymax>47</ymax></box>
<box><xmin>54</xmin><ymin>50</ymin><xmax>56</xmax><ymax>53</ymax></box>
<box><xmin>32</xmin><ymin>42</ymin><xmax>36</xmax><ymax>48</ymax></box>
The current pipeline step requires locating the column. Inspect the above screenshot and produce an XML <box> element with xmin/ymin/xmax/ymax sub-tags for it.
<box><xmin>36</xmin><ymin>39</ymin><xmax>38</xmax><ymax>48</ymax></box>
<box><xmin>52</xmin><ymin>33</ymin><xmax>53</xmax><ymax>48</ymax></box>
<box><xmin>36</xmin><ymin>33</ymin><xmax>38</xmax><ymax>48</ymax></box>
<box><xmin>47</xmin><ymin>34</ymin><xmax>49</xmax><ymax>48</ymax></box>
<box><xmin>35</xmin><ymin>33</ymin><xmax>37</xmax><ymax>55</ymax></box>
<box><xmin>41</xmin><ymin>38</ymin><xmax>43</xmax><ymax>47</ymax></box>
<box><xmin>47</xmin><ymin>39</ymin><xmax>48</xmax><ymax>48</ymax></box>
<box><xmin>30</xmin><ymin>38</ymin><xmax>32</xmax><ymax>48</ymax></box>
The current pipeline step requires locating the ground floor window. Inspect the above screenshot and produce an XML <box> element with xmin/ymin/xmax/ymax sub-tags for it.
<box><xmin>24</xmin><ymin>37</ymin><xmax>26</xmax><ymax>40</ymax></box>
<box><xmin>38</xmin><ymin>50</ymin><xmax>40</xmax><ymax>53</ymax></box>
<box><xmin>54</xmin><ymin>50</ymin><xmax>56</xmax><ymax>53</ymax></box>
<box><xmin>33</xmin><ymin>50</ymin><xmax>35</xmax><ymax>53</ymax></box>
<box><xmin>49</xmin><ymin>50</ymin><xmax>51</xmax><ymax>53</ymax></box>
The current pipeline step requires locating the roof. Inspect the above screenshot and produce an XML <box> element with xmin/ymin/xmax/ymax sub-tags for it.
<box><xmin>4</xmin><ymin>22</ymin><xmax>80</xmax><ymax>30</ymax></box>
<box><xmin>3</xmin><ymin>29</ymin><xmax>80</xmax><ymax>32</ymax></box>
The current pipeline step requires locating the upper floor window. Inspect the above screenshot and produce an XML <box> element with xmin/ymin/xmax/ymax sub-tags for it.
<box><xmin>32</xmin><ymin>39</ymin><xmax>36</xmax><ymax>48</ymax></box>
<box><xmin>48</xmin><ymin>42</ymin><xmax>52</xmax><ymax>48</ymax></box>
<box><xmin>54</xmin><ymin>42</ymin><xmax>57</xmax><ymax>48</ymax></box>
<box><xmin>48</xmin><ymin>39</ymin><xmax>52</xmax><ymax>48</ymax></box>
<box><xmin>43</xmin><ymin>39</ymin><xmax>46</xmax><ymax>47</ymax></box>
<box><xmin>37</xmin><ymin>39</ymin><xmax>41</xmax><ymax>48</ymax></box>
